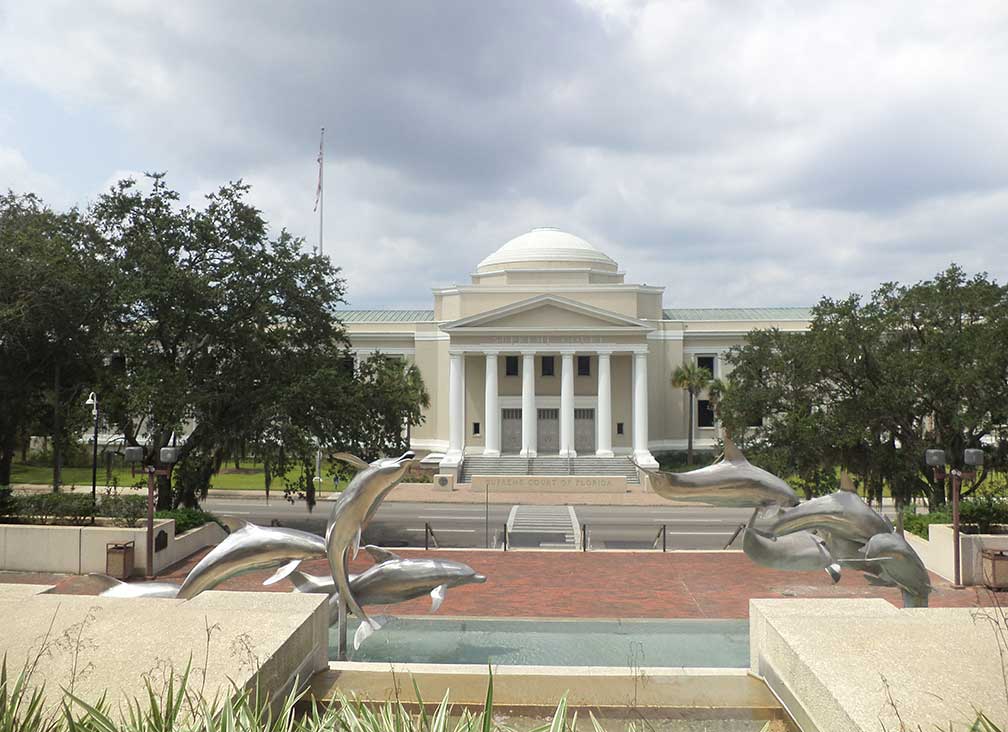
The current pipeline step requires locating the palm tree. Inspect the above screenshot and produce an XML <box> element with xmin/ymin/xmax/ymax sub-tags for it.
<box><xmin>671</xmin><ymin>363</ymin><xmax>713</xmax><ymax>465</ymax></box>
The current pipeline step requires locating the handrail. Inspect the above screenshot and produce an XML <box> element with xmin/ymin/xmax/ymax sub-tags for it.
<box><xmin>424</xmin><ymin>522</ymin><xmax>440</xmax><ymax>550</ymax></box>
<box><xmin>652</xmin><ymin>524</ymin><xmax>667</xmax><ymax>552</ymax></box>
<box><xmin>581</xmin><ymin>523</ymin><xmax>588</xmax><ymax>551</ymax></box>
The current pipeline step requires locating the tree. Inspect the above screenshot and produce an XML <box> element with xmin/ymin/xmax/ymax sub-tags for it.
<box><xmin>671</xmin><ymin>362</ymin><xmax>712</xmax><ymax>465</ymax></box>
<box><xmin>0</xmin><ymin>192</ymin><xmax>113</xmax><ymax>490</ymax></box>
<box><xmin>720</xmin><ymin>265</ymin><xmax>1008</xmax><ymax>508</ymax></box>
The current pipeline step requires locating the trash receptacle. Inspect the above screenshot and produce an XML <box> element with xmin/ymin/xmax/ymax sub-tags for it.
<box><xmin>982</xmin><ymin>549</ymin><xmax>1008</xmax><ymax>590</ymax></box>
<box><xmin>106</xmin><ymin>541</ymin><xmax>135</xmax><ymax>579</ymax></box>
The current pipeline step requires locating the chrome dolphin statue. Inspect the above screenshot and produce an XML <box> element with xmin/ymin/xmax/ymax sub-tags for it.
<box><xmin>740</xmin><ymin>510</ymin><xmax>841</xmax><ymax>582</ymax></box>
<box><xmin>635</xmin><ymin>436</ymin><xmax>799</xmax><ymax>511</ymax></box>
<box><xmin>854</xmin><ymin>532</ymin><xmax>932</xmax><ymax>608</ymax></box>
<box><xmin>272</xmin><ymin>545</ymin><xmax>487</xmax><ymax>625</ymax></box>
<box><xmin>89</xmin><ymin>574</ymin><xmax>181</xmax><ymax>598</ymax></box>
<box><xmin>769</xmin><ymin>490</ymin><xmax>892</xmax><ymax>545</ymax></box>
<box><xmin>326</xmin><ymin>451</ymin><xmax>416</xmax><ymax>648</ymax></box>
<box><xmin>176</xmin><ymin>523</ymin><xmax>327</xmax><ymax>600</ymax></box>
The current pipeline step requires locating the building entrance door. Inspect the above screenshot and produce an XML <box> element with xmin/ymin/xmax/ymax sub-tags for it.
<box><xmin>501</xmin><ymin>408</ymin><xmax>522</xmax><ymax>454</ymax></box>
<box><xmin>574</xmin><ymin>408</ymin><xmax>595</xmax><ymax>455</ymax></box>
<box><xmin>537</xmin><ymin>408</ymin><xmax>559</xmax><ymax>454</ymax></box>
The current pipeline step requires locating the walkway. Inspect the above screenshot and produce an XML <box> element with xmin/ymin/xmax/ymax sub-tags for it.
<box><xmin>11</xmin><ymin>548</ymin><xmax>1005</xmax><ymax>619</ymax></box>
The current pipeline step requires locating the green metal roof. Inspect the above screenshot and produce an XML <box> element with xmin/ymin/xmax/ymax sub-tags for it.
<box><xmin>336</xmin><ymin>309</ymin><xmax>435</xmax><ymax>323</ymax></box>
<box><xmin>661</xmin><ymin>307</ymin><xmax>812</xmax><ymax>322</ymax></box>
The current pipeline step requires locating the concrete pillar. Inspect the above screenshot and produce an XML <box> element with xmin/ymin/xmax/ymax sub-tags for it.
<box><xmin>520</xmin><ymin>351</ymin><xmax>537</xmax><ymax>457</ymax></box>
<box><xmin>447</xmin><ymin>351</ymin><xmax>464</xmax><ymax>462</ymax></box>
<box><xmin>596</xmin><ymin>350</ymin><xmax>613</xmax><ymax>457</ymax></box>
<box><xmin>632</xmin><ymin>349</ymin><xmax>658</xmax><ymax>468</ymax></box>
<box><xmin>483</xmin><ymin>350</ymin><xmax>500</xmax><ymax>457</ymax></box>
<box><xmin>559</xmin><ymin>350</ymin><xmax>576</xmax><ymax>458</ymax></box>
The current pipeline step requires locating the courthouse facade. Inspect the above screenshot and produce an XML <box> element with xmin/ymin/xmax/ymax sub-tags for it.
<box><xmin>338</xmin><ymin>228</ymin><xmax>810</xmax><ymax>475</ymax></box>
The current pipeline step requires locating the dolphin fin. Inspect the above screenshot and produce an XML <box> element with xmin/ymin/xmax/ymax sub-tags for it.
<box><xmin>364</xmin><ymin>545</ymin><xmax>401</xmax><ymax>564</ymax></box>
<box><xmin>87</xmin><ymin>573</ymin><xmax>126</xmax><ymax>592</ymax></box>
<box><xmin>430</xmin><ymin>584</ymin><xmax>447</xmax><ymax>613</ymax></box>
<box><xmin>759</xmin><ymin>504</ymin><xmax>781</xmax><ymax>519</ymax></box>
<box><xmin>352</xmin><ymin>528</ymin><xmax>362</xmax><ymax>559</ymax></box>
<box><xmin>333</xmin><ymin>452</ymin><xmax>370</xmax><ymax>471</ymax></box>
<box><xmin>722</xmin><ymin>435</ymin><xmax>747</xmax><ymax>464</ymax></box>
<box><xmin>838</xmin><ymin>470</ymin><xmax>857</xmax><ymax>492</ymax></box>
<box><xmin>353</xmin><ymin>615</ymin><xmax>390</xmax><ymax>650</ymax></box>
<box><xmin>262</xmin><ymin>559</ymin><xmax>302</xmax><ymax>586</ymax></box>
<box><xmin>825</xmin><ymin>564</ymin><xmax>842</xmax><ymax>583</ymax></box>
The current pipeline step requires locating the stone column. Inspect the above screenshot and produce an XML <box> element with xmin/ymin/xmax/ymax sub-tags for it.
<box><xmin>483</xmin><ymin>350</ymin><xmax>500</xmax><ymax>457</ymax></box>
<box><xmin>595</xmin><ymin>350</ymin><xmax>613</xmax><ymax>457</ymax></box>
<box><xmin>632</xmin><ymin>348</ymin><xmax>658</xmax><ymax>468</ymax></box>
<box><xmin>520</xmin><ymin>350</ymin><xmax>537</xmax><ymax>457</ymax></box>
<box><xmin>559</xmin><ymin>350</ymin><xmax>576</xmax><ymax>458</ymax></box>
<box><xmin>446</xmin><ymin>351</ymin><xmax>464</xmax><ymax>463</ymax></box>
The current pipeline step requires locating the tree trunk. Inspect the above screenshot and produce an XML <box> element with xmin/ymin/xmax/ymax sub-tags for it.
<box><xmin>52</xmin><ymin>362</ymin><xmax>62</xmax><ymax>492</ymax></box>
<box><xmin>687</xmin><ymin>393</ymin><xmax>695</xmax><ymax>466</ymax></box>
<box><xmin>0</xmin><ymin>447</ymin><xmax>13</xmax><ymax>489</ymax></box>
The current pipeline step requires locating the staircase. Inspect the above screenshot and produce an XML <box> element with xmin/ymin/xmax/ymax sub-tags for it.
<box><xmin>458</xmin><ymin>456</ymin><xmax>639</xmax><ymax>485</ymax></box>
<box><xmin>506</xmin><ymin>505</ymin><xmax>580</xmax><ymax>549</ymax></box>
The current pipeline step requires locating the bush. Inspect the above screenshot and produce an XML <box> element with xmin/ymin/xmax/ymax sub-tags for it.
<box><xmin>903</xmin><ymin>495</ymin><xmax>1008</xmax><ymax>538</ymax></box>
<box><xmin>98</xmin><ymin>494</ymin><xmax>147</xmax><ymax>527</ymax></box>
<box><xmin>154</xmin><ymin>507</ymin><xmax>225</xmax><ymax>535</ymax></box>
<box><xmin>8</xmin><ymin>492</ymin><xmax>95</xmax><ymax>524</ymax></box>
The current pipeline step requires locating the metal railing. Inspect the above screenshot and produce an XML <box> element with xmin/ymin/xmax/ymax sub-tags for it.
<box><xmin>652</xmin><ymin>524</ymin><xmax>667</xmax><ymax>552</ymax></box>
<box><xmin>424</xmin><ymin>522</ymin><xmax>440</xmax><ymax>550</ymax></box>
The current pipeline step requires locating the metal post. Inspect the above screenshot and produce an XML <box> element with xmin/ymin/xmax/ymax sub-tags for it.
<box><xmin>424</xmin><ymin>522</ymin><xmax>430</xmax><ymax>550</ymax></box>
<box><xmin>337</xmin><ymin>550</ymin><xmax>348</xmax><ymax>660</ymax></box>
<box><xmin>146</xmin><ymin>468</ymin><xmax>155</xmax><ymax>578</ymax></box>
<box><xmin>581</xmin><ymin>524</ymin><xmax>587</xmax><ymax>552</ymax></box>
<box><xmin>90</xmin><ymin>409</ymin><xmax>99</xmax><ymax>525</ymax></box>
<box><xmin>662</xmin><ymin>524</ymin><xmax>667</xmax><ymax>552</ymax></box>
<box><xmin>503</xmin><ymin>525</ymin><xmax>508</xmax><ymax>551</ymax></box>
<box><xmin>952</xmin><ymin>472</ymin><xmax>962</xmax><ymax>588</ymax></box>
<box><xmin>485</xmin><ymin>484</ymin><xmax>489</xmax><ymax>548</ymax></box>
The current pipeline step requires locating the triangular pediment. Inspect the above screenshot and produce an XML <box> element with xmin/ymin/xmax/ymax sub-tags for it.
<box><xmin>441</xmin><ymin>295</ymin><xmax>652</xmax><ymax>333</ymax></box>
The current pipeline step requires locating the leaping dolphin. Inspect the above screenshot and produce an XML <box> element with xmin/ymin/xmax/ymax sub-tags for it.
<box><xmin>855</xmin><ymin>532</ymin><xmax>932</xmax><ymax>608</ymax></box>
<box><xmin>88</xmin><ymin>574</ymin><xmax>181</xmax><ymax>598</ymax></box>
<box><xmin>176</xmin><ymin>523</ymin><xmax>327</xmax><ymax>600</ymax></box>
<box><xmin>740</xmin><ymin>510</ymin><xmax>841</xmax><ymax>582</ymax></box>
<box><xmin>635</xmin><ymin>436</ymin><xmax>799</xmax><ymax>511</ymax></box>
<box><xmin>273</xmin><ymin>545</ymin><xmax>487</xmax><ymax>625</ymax></box>
<box><xmin>326</xmin><ymin>451</ymin><xmax>416</xmax><ymax>649</ymax></box>
<box><xmin>769</xmin><ymin>490</ymin><xmax>892</xmax><ymax>545</ymax></box>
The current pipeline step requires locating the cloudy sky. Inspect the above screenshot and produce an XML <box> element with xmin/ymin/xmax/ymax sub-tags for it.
<box><xmin>2</xmin><ymin>1</ymin><xmax>1006</xmax><ymax>310</ymax></box>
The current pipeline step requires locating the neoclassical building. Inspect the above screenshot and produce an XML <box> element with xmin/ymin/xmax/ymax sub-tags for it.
<box><xmin>339</xmin><ymin>228</ymin><xmax>809</xmax><ymax>478</ymax></box>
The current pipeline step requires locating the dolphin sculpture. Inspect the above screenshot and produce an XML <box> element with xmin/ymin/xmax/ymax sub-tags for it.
<box><xmin>856</xmin><ymin>532</ymin><xmax>932</xmax><ymax>608</ymax></box>
<box><xmin>740</xmin><ymin>510</ymin><xmax>841</xmax><ymax>582</ymax></box>
<box><xmin>176</xmin><ymin>523</ymin><xmax>327</xmax><ymax>600</ymax></box>
<box><xmin>272</xmin><ymin>545</ymin><xmax>487</xmax><ymax>625</ymax></box>
<box><xmin>769</xmin><ymin>490</ymin><xmax>892</xmax><ymax>544</ymax></box>
<box><xmin>635</xmin><ymin>436</ymin><xmax>799</xmax><ymax>511</ymax></box>
<box><xmin>88</xmin><ymin>574</ymin><xmax>181</xmax><ymax>598</ymax></box>
<box><xmin>325</xmin><ymin>451</ymin><xmax>416</xmax><ymax>648</ymax></box>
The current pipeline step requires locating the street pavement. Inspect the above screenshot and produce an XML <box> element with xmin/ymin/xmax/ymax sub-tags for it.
<box><xmin>201</xmin><ymin>496</ymin><xmax>897</xmax><ymax>551</ymax></box>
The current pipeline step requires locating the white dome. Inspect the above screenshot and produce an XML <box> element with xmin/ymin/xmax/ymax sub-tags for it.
<box><xmin>477</xmin><ymin>228</ymin><xmax>617</xmax><ymax>272</ymax></box>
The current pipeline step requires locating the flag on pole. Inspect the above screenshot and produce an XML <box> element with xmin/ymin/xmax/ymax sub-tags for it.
<box><xmin>313</xmin><ymin>127</ymin><xmax>324</xmax><ymax>213</ymax></box>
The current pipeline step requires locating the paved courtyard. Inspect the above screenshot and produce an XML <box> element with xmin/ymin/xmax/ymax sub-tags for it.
<box><xmin>8</xmin><ymin>548</ymin><xmax>1005</xmax><ymax>618</ymax></box>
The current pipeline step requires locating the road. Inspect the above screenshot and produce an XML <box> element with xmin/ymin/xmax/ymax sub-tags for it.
<box><xmin>201</xmin><ymin>496</ymin><xmax>892</xmax><ymax>550</ymax></box>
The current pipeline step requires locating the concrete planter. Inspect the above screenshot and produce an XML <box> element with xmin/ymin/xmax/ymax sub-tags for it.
<box><xmin>0</xmin><ymin>520</ymin><xmax>227</xmax><ymax>576</ymax></box>
<box><xmin>904</xmin><ymin>523</ymin><xmax>1008</xmax><ymax>585</ymax></box>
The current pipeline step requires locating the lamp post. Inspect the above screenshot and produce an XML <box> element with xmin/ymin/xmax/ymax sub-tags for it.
<box><xmin>85</xmin><ymin>392</ymin><xmax>98</xmax><ymax>524</ymax></box>
<box><xmin>925</xmin><ymin>448</ymin><xmax>984</xmax><ymax>588</ymax></box>
<box><xmin>125</xmin><ymin>445</ymin><xmax>179</xmax><ymax>578</ymax></box>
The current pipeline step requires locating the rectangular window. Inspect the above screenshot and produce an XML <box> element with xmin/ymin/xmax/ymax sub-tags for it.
<box><xmin>541</xmin><ymin>355</ymin><xmax>555</xmax><ymax>377</ymax></box>
<box><xmin>697</xmin><ymin>399</ymin><xmax>715</xmax><ymax>428</ymax></box>
<box><xmin>473</xmin><ymin>422</ymin><xmax>480</xmax><ymax>435</ymax></box>
<box><xmin>505</xmin><ymin>355</ymin><xmax>519</xmax><ymax>376</ymax></box>
<box><xmin>616</xmin><ymin>422</ymin><xmax>624</xmax><ymax>435</ymax></box>
<box><xmin>696</xmin><ymin>355</ymin><xmax>716</xmax><ymax>377</ymax></box>
<box><xmin>577</xmin><ymin>355</ymin><xmax>591</xmax><ymax>376</ymax></box>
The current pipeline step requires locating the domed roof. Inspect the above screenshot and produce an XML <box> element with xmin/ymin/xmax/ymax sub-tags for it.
<box><xmin>476</xmin><ymin>228</ymin><xmax>618</xmax><ymax>272</ymax></box>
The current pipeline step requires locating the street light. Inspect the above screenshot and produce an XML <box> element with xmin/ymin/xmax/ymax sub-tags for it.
<box><xmin>125</xmin><ymin>444</ymin><xmax>179</xmax><ymax>578</ymax></box>
<box><xmin>926</xmin><ymin>448</ymin><xmax>984</xmax><ymax>588</ymax></box>
<box><xmin>85</xmin><ymin>392</ymin><xmax>98</xmax><ymax>524</ymax></box>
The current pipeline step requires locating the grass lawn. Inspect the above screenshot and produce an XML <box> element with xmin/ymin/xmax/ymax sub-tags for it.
<box><xmin>10</xmin><ymin>460</ymin><xmax>346</xmax><ymax>494</ymax></box>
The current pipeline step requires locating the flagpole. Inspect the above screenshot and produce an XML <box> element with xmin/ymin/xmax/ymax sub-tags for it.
<box><xmin>318</xmin><ymin>126</ymin><xmax>325</xmax><ymax>256</ymax></box>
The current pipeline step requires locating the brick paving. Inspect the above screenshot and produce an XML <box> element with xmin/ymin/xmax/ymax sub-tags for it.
<box><xmin>13</xmin><ymin>548</ymin><xmax>1006</xmax><ymax>618</ymax></box>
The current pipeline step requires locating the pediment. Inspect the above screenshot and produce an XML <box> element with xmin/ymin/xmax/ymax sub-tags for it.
<box><xmin>441</xmin><ymin>295</ymin><xmax>652</xmax><ymax>333</ymax></box>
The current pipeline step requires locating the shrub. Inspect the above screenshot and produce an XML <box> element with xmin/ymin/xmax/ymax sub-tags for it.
<box><xmin>903</xmin><ymin>495</ymin><xmax>1008</xmax><ymax>538</ymax></box>
<box><xmin>154</xmin><ymin>507</ymin><xmax>226</xmax><ymax>535</ymax></box>
<box><xmin>98</xmin><ymin>494</ymin><xmax>147</xmax><ymax>527</ymax></box>
<box><xmin>9</xmin><ymin>492</ymin><xmax>95</xmax><ymax>524</ymax></box>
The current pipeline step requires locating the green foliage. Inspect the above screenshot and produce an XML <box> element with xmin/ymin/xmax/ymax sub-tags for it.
<box><xmin>670</xmin><ymin>362</ymin><xmax>713</xmax><ymax>465</ymax></box>
<box><xmin>719</xmin><ymin>265</ymin><xmax>1008</xmax><ymax>507</ymax></box>
<box><xmin>100</xmin><ymin>494</ymin><xmax>146</xmax><ymax>527</ymax></box>
<box><xmin>4</xmin><ymin>492</ymin><xmax>95</xmax><ymax>524</ymax></box>
<box><xmin>154</xmin><ymin>507</ymin><xmax>225</xmax><ymax>535</ymax></box>
<box><xmin>902</xmin><ymin>496</ymin><xmax>1008</xmax><ymax>537</ymax></box>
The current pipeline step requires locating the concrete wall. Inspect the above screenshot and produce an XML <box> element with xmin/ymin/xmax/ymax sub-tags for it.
<box><xmin>904</xmin><ymin>523</ymin><xmax>1008</xmax><ymax>585</ymax></box>
<box><xmin>0</xmin><ymin>520</ymin><xmax>226</xmax><ymax>576</ymax></box>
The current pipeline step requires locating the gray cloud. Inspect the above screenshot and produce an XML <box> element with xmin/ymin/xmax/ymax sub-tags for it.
<box><xmin>1</xmin><ymin>1</ymin><xmax>1007</xmax><ymax>309</ymax></box>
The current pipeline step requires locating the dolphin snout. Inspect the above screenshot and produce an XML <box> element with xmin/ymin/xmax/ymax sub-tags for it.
<box><xmin>472</xmin><ymin>573</ymin><xmax>487</xmax><ymax>583</ymax></box>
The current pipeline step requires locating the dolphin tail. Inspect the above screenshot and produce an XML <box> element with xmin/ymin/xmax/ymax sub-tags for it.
<box><xmin>262</xmin><ymin>559</ymin><xmax>302</xmax><ymax>586</ymax></box>
<box><xmin>825</xmin><ymin>564</ymin><xmax>842</xmax><ymax>583</ymax></box>
<box><xmin>353</xmin><ymin>614</ymin><xmax>391</xmax><ymax>650</ymax></box>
